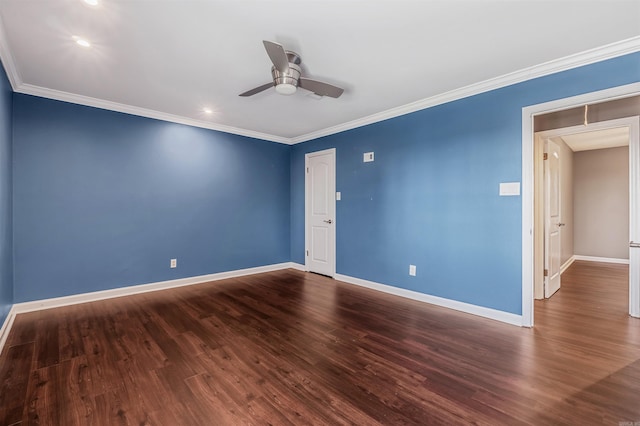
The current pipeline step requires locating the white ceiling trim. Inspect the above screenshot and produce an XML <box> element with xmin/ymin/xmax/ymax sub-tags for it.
<box><xmin>0</xmin><ymin>10</ymin><xmax>290</xmax><ymax>144</ymax></box>
<box><xmin>291</xmin><ymin>36</ymin><xmax>640</xmax><ymax>144</ymax></box>
<box><xmin>2</xmin><ymin>34</ymin><xmax>639</xmax><ymax>145</ymax></box>
<box><xmin>14</xmin><ymin>83</ymin><xmax>291</xmax><ymax>144</ymax></box>
<box><xmin>0</xmin><ymin>15</ymin><xmax>21</xmax><ymax>89</ymax></box>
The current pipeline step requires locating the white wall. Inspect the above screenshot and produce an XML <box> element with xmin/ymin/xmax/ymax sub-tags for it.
<box><xmin>573</xmin><ymin>146</ymin><xmax>629</xmax><ymax>260</ymax></box>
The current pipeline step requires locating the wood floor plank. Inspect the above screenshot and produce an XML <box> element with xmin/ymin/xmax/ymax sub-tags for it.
<box><xmin>1</xmin><ymin>261</ymin><xmax>639</xmax><ymax>424</ymax></box>
<box><xmin>22</xmin><ymin>364</ymin><xmax>62</xmax><ymax>425</ymax></box>
<box><xmin>33</xmin><ymin>316</ymin><xmax>59</xmax><ymax>370</ymax></box>
<box><xmin>0</xmin><ymin>342</ymin><xmax>34</xmax><ymax>424</ymax></box>
<box><xmin>57</xmin><ymin>356</ymin><xmax>95</xmax><ymax>425</ymax></box>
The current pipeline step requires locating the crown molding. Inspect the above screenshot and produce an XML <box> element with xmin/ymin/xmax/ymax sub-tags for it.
<box><xmin>290</xmin><ymin>36</ymin><xmax>640</xmax><ymax>144</ymax></box>
<box><xmin>0</xmin><ymin>30</ymin><xmax>638</xmax><ymax>145</ymax></box>
<box><xmin>14</xmin><ymin>84</ymin><xmax>292</xmax><ymax>144</ymax></box>
<box><xmin>0</xmin><ymin>15</ymin><xmax>21</xmax><ymax>90</ymax></box>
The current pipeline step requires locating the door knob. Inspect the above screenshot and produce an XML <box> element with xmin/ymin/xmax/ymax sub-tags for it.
<box><xmin>557</xmin><ymin>223</ymin><xmax>566</xmax><ymax>227</ymax></box>
<box><xmin>631</xmin><ymin>241</ymin><xmax>640</xmax><ymax>248</ymax></box>
<box><xmin>324</xmin><ymin>219</ymin><xmax>333</xmax><ymax>224</ymax></box>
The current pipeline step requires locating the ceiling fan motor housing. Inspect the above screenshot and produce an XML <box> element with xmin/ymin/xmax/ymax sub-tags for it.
<box><xmin>271</xmin><ymin>51</ymin><xmax>302</xmax><ymax>95</ymax></box>
<box><xmin>271</xmin><ymin>63</ymin><xmax>301</xmax><ymax>94</ymax></box>
<box><xmin>240</xmin><ymin>43</ymin><xmax>343</xmax><ymax>98</ymax></box>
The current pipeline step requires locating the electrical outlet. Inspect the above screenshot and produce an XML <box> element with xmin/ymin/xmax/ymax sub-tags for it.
<box><xmin>363</xmin><ymin>152</ymin><xmax>374</xmax><ymax>162</ymax></box>
<box><xmin>409</xmin><ymin>264</ymin><xmax>416</xmax><ymax>276</ymax></box>
<box><xmin>170</xmin><ymin>258</ymin><xmax>177</xmax><ymax>268</ymax></box>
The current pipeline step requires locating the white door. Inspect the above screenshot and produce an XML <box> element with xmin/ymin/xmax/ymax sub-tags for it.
<box><xmin>629</xmin><ymin>118</ymin><xmax>640</xmax><ymax>318</ymax></box>
<box><xmin>544</xmin><ymin>139</ymin><xmax>562</xmax><ymax>298</ymax></box>
<box><xmin>305</xmin><ymin>148</ymin><xmax>336</xmax><ymax>277</ymax></box>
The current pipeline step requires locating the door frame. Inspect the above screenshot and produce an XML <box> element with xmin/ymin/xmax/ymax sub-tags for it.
<box><xmin>534</xmin><ymin>117</ymin><xmax>639</xmax><ymax>301</ymax></box>
<box><xmin>522</xmin><ymin>82</ymin><xmax>640</xmax><ymax>327</ymax></box>
<box><xmin>304</xmin><ymin>148</ymin><xmax>336</xmax><ymax>277</ymax></box>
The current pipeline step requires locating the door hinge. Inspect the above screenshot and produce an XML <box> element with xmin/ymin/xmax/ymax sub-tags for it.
<box><xmin>306</xmin><ymin>167</ymin><xmax>309</xmax><ymax>173</ymax></box>
<box><xmin>544</xmin><ymin>268</ymin><xmax>548</xmax><ymax>277</ymax></box>
<box><xmin>306</xmin><ymin>250</ymin><xmax>309</xmax><ymax>256</ymax></box>
<box><xmin>543</xmin><ymin>153</ymin><xmax>548</xmax><ymax>160</ymax></box>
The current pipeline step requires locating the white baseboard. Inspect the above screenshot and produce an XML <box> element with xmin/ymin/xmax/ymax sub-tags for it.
<box><xmin>2</xmin><ymin>261</ymin><xmax>523</xmax><ymax>356</ymax></box>
<box><xmin>573</xmin><ymin>255</ymin><xmax>630</xmax><ymax>265</ymax></box>
<box><xmin>560</xmin><ymin>256</ymin><xmax>576</xmax><ymax>274</ymax></box>
<box><xmin>288</xmin><ymin>262</ymin><xmax>306</xmax><ymax>272</ymax></box>
<box><xmin>334</xmin><ymin>273</ymin><xmax>523</xmax><ymax>327</ymax></box>
<box><xmin>2</xmin><ymin>262</ymin><xmax>305</xmax><ymax>357</ymax></box>
<box><xmin>0</xmin><ymin>305</ymin><xmax>17</xmax><ymax>357</ymax></box>
<box><xmin>13</xmin><ymin>262</ymin><xmax>299</xmax><ymax>315</ymax></box>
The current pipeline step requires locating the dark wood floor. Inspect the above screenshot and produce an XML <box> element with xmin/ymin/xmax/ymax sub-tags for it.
<box><xmin>1</xmin><ymin>261</ymin><xmax>639</xmax><ymax>425</ymax></box>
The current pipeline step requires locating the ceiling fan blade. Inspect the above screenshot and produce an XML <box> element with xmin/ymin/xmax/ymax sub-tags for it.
<box><xmin>299</xmin><ymin>78</ymin><xmax>344</xmax><ymax>98</ymax></box>
<box><xmin>239</xmin><ymin>82</ymin><xmax>273</xmax><ymax>97</ymax></box>
<box><xmin>263</xmin><ymin>40</ymin><xmax>290</xmax><ymax>73</ymax></box>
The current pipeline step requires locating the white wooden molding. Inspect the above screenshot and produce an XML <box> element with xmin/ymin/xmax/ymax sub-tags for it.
<box><xmin>0</xmin><ymin>261</ymin><xmax>541</xmax><ymax>356</ymax></box>
<box><xmin>560</xmin><ymin>256</ymin><xmax>576</xmax><ymax>274</ymax></box>
<box><xmin>290</xmin><ymin>36</ymin><xmax>640</xmax><ymax>143</ymax></box>
<box><xmin>11</xmin><ymin>262</ymin><xmax>299</xmax><ymax>315</ymax></box>
<box><xmin>14</xmin><ymin>84</ymin><xmax>291</xmax><ymax>145</ymax></box>
<box><xmin>523</xmin><ymin>90</ymin><xmax>640</xmax><ymax>326</ymax></box>
<box><xmin>1</xmin><ymin>33</ymin><xmax>638</xmax><ymax>144</ymax></box>
<box><xmin>288</xmin><ymin>262</ymin><xmax>306</xmax><ymax>271</ymax></box>
<box><xmin>335</xmin><ymin>274</ymin><xmax>523</xmax><ymax>327</ymax></box>
<box><xmin>0</xmin><ymin>305</ymin><xmax>17</xmax><ymax>357</ymax></box>
<box><xmin>1</xmin><ymin>262</ymin><xmax>307</xmax><ymax>356</ymax></box>
<box><xmin>573</xmin><ymin>255</ymin><xmax>630</xmax><ymax>265</ymax></box>
<box><xmin>1</xmin><ymin>263</ymin><xmax>524</xmax><ymax>357</ymax></box>
<box><xmin>0</xmin><ymin>17</ymin><xmax>20</xmax><ymax>89</ymax></box>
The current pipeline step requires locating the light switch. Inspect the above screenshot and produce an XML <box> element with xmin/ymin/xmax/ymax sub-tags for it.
<box><xmin>409</xmin><ymin>264</ymin><xmax>416</xmax><ymax>276</ymax></box>
<box><xmin>336</xmin><ymin>192</ymin><xmax>341</xmax><ymax>201</ymax></box>
<box><xmin>363</xmin><ymin>152</ymin><xmax>374</xmax><ymax>162</ymax></box>
<box><xmin>499</xmin><ymin>182</ymin><xmax>520</xmax><ymax>196</ymax></box>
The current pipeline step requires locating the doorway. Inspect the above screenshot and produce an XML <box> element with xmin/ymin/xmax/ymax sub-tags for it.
<box><xmin>305</xmin><ymin>148</ymin><xmax>336</xmax><ymax>277</ymax></box>
<box><xmin>522</xmin><ymin>83</ymin><xmax>640</xmax><ymax>326</ymax></box>
<box><xmin>534</xmin><ymin>118</ymin><xmax>636</xmax><ymax>303</ymax></box>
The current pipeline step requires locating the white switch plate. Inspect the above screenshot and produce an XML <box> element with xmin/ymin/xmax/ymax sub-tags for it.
<box><xmin>363</xmin><ymin>152</ymin><xmax>374</xmax><ymax>162</ymax></box>
<box><xmin>170</xmin><ymin>258</ymin><xmax>177</xmax><ymax>268</ymax></box>
<box><xmin>499</xmin><ymin>182</ymin><xmax>520</xmax><ymax>196</ymax></box>
<box><xmin>409</xmin><ymin>264</ymin><xmax>416</xmax><ymax>276</ymax></box>
<box><xmin>336</xmin><ymin>191</ymin><xmax>341</xmax><ymax>200</ymax></box>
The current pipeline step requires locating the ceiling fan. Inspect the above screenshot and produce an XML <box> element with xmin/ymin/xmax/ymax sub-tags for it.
<box><xmin>239</xmin><ymin>41</ymin><xmax>344</xmax><ymax>99</ymax></box>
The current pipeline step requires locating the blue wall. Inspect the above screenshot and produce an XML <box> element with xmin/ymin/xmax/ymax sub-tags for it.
<box><xmin>291</xmin><ymin>52</ymin><xmax>640</xmax><ymax>315</ymax></box>
<box><xmin>5</xmin><ymin>51</ymin><xmax>640</xmax><ymax>314</ymax></box>
<box><xmin>0</xmin><ymin>62</ymin><xmax>12</xmax><ymax>325</ymax></box>
<box><xmin>13</xmin><ymin>95</ymin><xmax>290</xmax><ymax>302</ymax></box>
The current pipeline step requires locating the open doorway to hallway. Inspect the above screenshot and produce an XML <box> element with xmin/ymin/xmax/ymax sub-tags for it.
<box><xmin>534</xmin><ymin>117</ymin><xmax>634</xmax><ymax>304</ymax></box>
<box><xmin>521</xmin><ymin>86</ymin><xmax>640</xmax><ymax>326</ymax></box>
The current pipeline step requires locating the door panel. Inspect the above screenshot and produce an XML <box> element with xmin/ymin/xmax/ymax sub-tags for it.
<box><xmin>311</xmin><ymin>226</ymin><xmax>329</xmax><ymax>263</ymax></box>
<box><xmin>312</xmin><ymin>164</ymin><xmax>329</xmax><ymax>215</ymax></box>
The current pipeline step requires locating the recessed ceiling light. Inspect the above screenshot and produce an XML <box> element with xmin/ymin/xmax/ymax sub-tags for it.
<box><xmin>83</xmin><ymin>0</ymin><xmax>99</xmax><ymax>6</ymax></box>
<box><xmin>203</xmin><ymin>108</ymin><xmax>213</xmax><ymax>114</ymax></box>
<box><xmin>74</xmin><ymin>37</ymin><xmax>91</xmax><ymax>48</ymax></box>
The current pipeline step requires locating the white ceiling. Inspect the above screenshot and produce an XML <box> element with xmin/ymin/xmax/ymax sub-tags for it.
<box><xmin>1</xmin><ymin>1</ymin><xmax>639</xmax><ymax>144</ymax></box>
<box><xmin>561</xmin><ymin>127</ymin><xmax>630</xmax><ymax>152</ymax></box>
